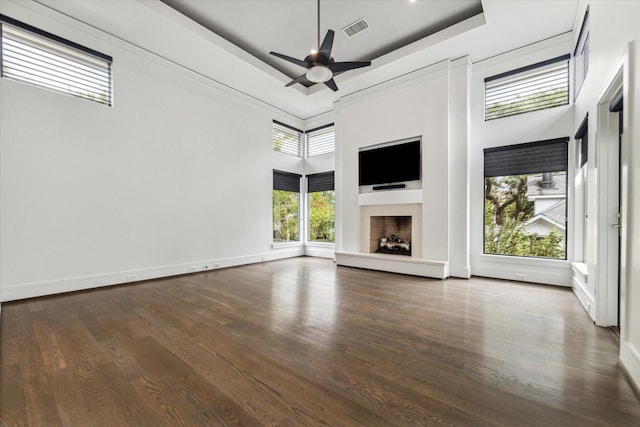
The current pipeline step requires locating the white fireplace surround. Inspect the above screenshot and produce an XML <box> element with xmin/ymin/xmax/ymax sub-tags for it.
<box><xmin>361</xmin><ymin>204</ymin><xmax>422</xmax><ymax>258</ymax></box>
<box><xmin>336</xmin><ymin>197</ymin><xmax>448</xmax><ymax>279</ymax></box>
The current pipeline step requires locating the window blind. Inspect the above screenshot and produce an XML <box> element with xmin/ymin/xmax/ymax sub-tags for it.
<box><xmin>575</xmin><ymin>115</ymin><xmax>588</xmax><ymax>168</ymax></box>
<box><xmin>273</xmin><ymin>170</ymin><xmax>301</xmax><ymax>192</ymax></box>
<box><xmin>574</xmin><ymin>7</ymin><xmax>589</xmax><ymax>99</ymax></box>
<box><xmin>307</xmin><ymin>171</ymin><xmax>334</xmax><ymax>193</ymax></box>
<box><xmin>484</xmin><ymin>137</ymin><xmax>569</xmax><ymax>178</ymax></box>
<box><xmin>484</xmin><ymin>55</ymin><xmax>570</xmax><ymax>120</ymax></box>
<box><xmin>1</xmin><ymin>15</ymin><xmax>112</xmax><ymax>106</ymax></box>
<box><xmin>273</xmin><ymin>121</ymin><xmax>302</xmax><ymax>157</ymax></box>
<box><xmin>306</xmin><ymin>124</ymin><xmax>335</xmax><ymax>157</ymax></box>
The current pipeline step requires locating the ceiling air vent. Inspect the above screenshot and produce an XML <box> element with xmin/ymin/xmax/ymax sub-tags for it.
<box><xmin>342</xmin><ymin>18</ymin><xmax>370</xmax><ymax>38</ymax></box>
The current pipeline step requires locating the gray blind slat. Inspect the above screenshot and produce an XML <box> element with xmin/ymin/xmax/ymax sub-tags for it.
<box><xmin>484</xmin><ymin>56</ymin><xmax>569</xmax><ymax>121</ymax></box>
<box><xmin>273</xmin><ymin>170</ymin><xmax>301</xmax><ymax>192</ymax></box>
<box><xmin>307</xmin><ymin>171</ymin><xmax>334</xmax><ymax>192</ymax></box>
<box><xmin>1</xmin><ymin>17</ymin><xmax>112</xmax><ymax>106</ymax></box>
<box><xmin>484</xmin><ymin>137</ymin><xmax>568</xmax><ymax>178</ymax></box>
<box><xmin>306</xmin><ymin>125</ymin><xmax>335</xmax><ymax>157</ymax></box>
<box><xmin>273</xmin><ymin>122</ymin><xmax>302</xmax><ymax>157</ymax></box>
<box><xmin>574</xmin><ymin>7</ymin><xmax>589</xmax><ymax>99</ymax></box>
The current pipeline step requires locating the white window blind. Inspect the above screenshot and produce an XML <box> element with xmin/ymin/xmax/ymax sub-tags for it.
<box><xmin>574</xmin><ymin>7</ymin><xmax>589</xmax><ymax>99</ymax></box>
<box><xmin>1</xmin><ymin>15</ymin><xmax>112</xmax><ymax>106</ymax></box>
<box><xmin>306</xmin><ymin>124</ymin><xmax>335</xmax><ymax>157</ymax></box>
<box><xmin>484</xmin><ymin>55</ymin><xmax>569</xmax><ymax>121</ymax></box>
<box><xmin>273</xmin><ymin>121</ymin><xmax>302</xmax><ymax>157</ymax></box>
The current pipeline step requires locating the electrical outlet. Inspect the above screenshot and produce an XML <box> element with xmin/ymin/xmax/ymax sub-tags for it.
<box><xmin>213</xmin><ymin>263</ymin><xmax>220</xmax><ymax>268</ymax></box>
<box><xmin>189</xmin><ymin>266</ymin><xmax>198</xmax><ymax>273</ymax></box>
<box><xmin>126</xmin><ymin>275</ymin><xmax>137</xmax><ymax>282</ymax></box>
<box><xmin>515</xmin><ymin>273</ymin><xmax>527</xmax><ymax>280</ymax></box>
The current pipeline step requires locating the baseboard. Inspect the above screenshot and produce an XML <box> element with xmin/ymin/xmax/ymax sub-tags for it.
<box><xmin>620</xmin><ymin>340</ymin><xmax>640</xmax><ymax>399</ymax></box>
<box><xmin>304</xmin><ymin>246</ymin><xmax>335</xmax><ymax>259</ymax></box>
<box><xmin>449</xmin><ymin>265</ymin><xmax>471</xmax><ymax>279</ymax></box>
<box><xmin>572</xmin><ymin>276</ymin><xmax>596</xmax><ymax>321</ymax></box>
<box><xmin>0</xmin><ymin>248</ymin><xmax>305</xmax><ymax>302</ymax></box>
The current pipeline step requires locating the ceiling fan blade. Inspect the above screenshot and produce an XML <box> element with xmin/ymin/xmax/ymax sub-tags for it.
<box><xmin>318</xmin><ymin>30</ymin><xmax>335</xmax><ymax>61</ymax></box>
<box><xmin>324</xmin><ymin>78</ymin><xmax>338</xmax><ymax>92</ymax></box>
<box><xmin>285</xmin><ymin>73</ymin><xmax>310</xmax><ymax>87</ymax></box>
<box><xmin>329</xmin><ymin>61</ymin><xmax>372</xmax><ymax>73</ymax></box>
<box><xmin>269</xmin><ymin>51</ymin><xmax>309</xmax><ymax>68</ymax></box>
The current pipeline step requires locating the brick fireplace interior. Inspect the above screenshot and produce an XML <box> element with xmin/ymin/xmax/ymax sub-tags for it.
<box><xmin>369</xmin><ymin>216</ymin><xmax>412</xmax><ymax>255</ymax></box>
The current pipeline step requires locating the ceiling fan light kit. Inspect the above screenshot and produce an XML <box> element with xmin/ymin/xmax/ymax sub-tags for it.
<box><xmin>306</xmin><ymin>65</ymin><xmax>333</xmax><ymax>83</ymax></box>
<box><xmin>269</xmin><ymin>0</ymin><xmax>371</xmax><ymax>91</ymax></box>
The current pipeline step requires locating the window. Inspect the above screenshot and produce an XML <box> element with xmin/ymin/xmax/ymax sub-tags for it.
<box><xmin>306</xmin><ymin>124</ymin><xmax>335</xmax><ymax>157</ymax></box>
<box><xmin>273</xmin><ymin>170</ymin><xmax>301</xmax><ymax>242</ymax></box>
<box><xmin>1</xmin><ymin>15</ymin><xmax>112</xmax><ymax>106</ymax></box>
<box><xmin>273</xmin><ymin>121</ymin><xmax>302</xmax><ymax>157</ymax></box>
<box><xmin>484</xmin><ymin>138</ymin><xmax>568</xmax><ymax>259</ymax></box>
<box><xmin>574</xmin><ymin>7</ymin><xmax>589</xmax><ymax>99</ymax></box>
<box><xmin>484</xmin><ymin>55</ymin><xmax>570</xmax><ymax>120</ymax></box>
<box><xmin>575</xmin><ymin>115</ymin><xmax>588</xmax><ymax>262</ymax></box>
<box><xmin>307</xmin><ymin>171</ymin><xmax>335</xmax><ymax>242</ymax></box>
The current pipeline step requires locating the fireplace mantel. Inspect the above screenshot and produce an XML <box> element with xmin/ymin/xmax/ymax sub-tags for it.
<box><xmin>358</xmin><ymin>189</ymin><xmax>422</xmax><ymax>206</ymax></box>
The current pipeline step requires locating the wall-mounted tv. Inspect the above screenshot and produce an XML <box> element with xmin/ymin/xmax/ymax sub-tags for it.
<box><xmin>358</xmin><ymin>140</ymin><xmax>421</xmax><ymax>187</ymax></box>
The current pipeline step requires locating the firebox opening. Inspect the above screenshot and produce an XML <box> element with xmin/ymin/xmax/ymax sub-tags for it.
<box><xmin>370</xmin><ymin>216</ymin><xmax>412</xmax><ymax>256</ymax></box>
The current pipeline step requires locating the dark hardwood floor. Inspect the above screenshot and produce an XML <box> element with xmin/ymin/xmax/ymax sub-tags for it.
<box><xmin>1</xmin><ymin>257</ymin><xmax>639</xmax><ymax>426</ymax></box>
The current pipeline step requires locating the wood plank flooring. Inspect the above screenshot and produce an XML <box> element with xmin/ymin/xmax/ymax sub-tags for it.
<box><xmin>1</xmin><ymin>257</ymin><xmax>639</xmax><ymax>426</ymax></box>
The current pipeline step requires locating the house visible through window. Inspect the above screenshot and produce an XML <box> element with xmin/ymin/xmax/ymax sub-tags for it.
<box><xmin>1</xmin><ymin>14</ymin><xmax>112</xmax><ymax>106</ymax></box>
<box><xmin>484</xmin><ymin>138</ymin><xmax>568</xmax><ymax>259</ymax></box>
<box><xmin>484</xmin><ymin>55</ymin><xmax>570</xmax><ymax>120</ymax></box>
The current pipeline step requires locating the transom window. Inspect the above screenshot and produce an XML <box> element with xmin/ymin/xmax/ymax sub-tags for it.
<box><xmin>1</xmin><ymin>15</ymin><xmax>112</xmax><ymax>106</ymax></box>
<box><xmin>306</xmin><ymin>125</ymin><xmax>335</xmax><ymax>157</ymax></box>
<box><xmin>484</xmin><ymin>55</ymin><xmax>570</xmax><ymax>121</ymax></box>
<box><xmin>273</xmin><ymin>121</ymin><xmax>303</xmax><ymax>157</ymax></box>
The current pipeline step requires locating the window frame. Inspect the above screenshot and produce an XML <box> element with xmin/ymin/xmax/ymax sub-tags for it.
<box><xmin>0</xmin><ymin>14</ymin><xmax>113</xmax><ymax>106</ymax></box>
<box><xmin>306</xmin><ymin>124</ymin><xmax>335</xmax><ymax>157</ymax></box>
<box><xmin>575</xmin><ymin>115</ymin><xmax>588</xmax><ymax>262</ymax></box>
<box><xmin>483</xmin><ymin>138</ymin><xmax>569</xmax><ymax>260</ymax></box>
<box><xmin>273</xmin><ymin>121</ymin><xmax>303</xmax><ymax>157</ymax></box>
<box><xmin>484</xmin><ymin>54</ymin><xmax>570</xmax><ymax>121</ymax></box>
<box><xmin>573</xmin><ymin>7</ymin><xmax>589</xmax><ymax>100</ymax></box>
<box><xmin>273</xmin><ymin>170</ymin><xmax>302</xmax><ymax>243</ymax></box>
<box><xmin>306</xmin><ymin>171</ymin><xmax>335</xmax><ymax>243</ymax></box>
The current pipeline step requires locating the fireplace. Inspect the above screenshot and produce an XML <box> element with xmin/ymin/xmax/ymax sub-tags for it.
<box><xmin>360</xmin><ymin>203</ymin><xmax>422</xmax><ymax>259</ymax></box>
<box><xmin>370</xmin><ymin>216</ymin><xmax>412</xmax><ymax>256</ymax></box>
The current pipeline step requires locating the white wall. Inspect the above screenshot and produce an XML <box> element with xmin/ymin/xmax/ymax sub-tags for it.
<box><xmin>335</xmin><ymin>61</ymin><xmax>450</xmax><ymax>263</ymax></box>
<box><xmin>571</xmin><ymin>0</ymin><xmax>640</xmax><ymax>394</ymax></box>
<box><xmin>469</xmin><ymin>34</ymin><xmax>575</xmax><ymax>286</ymax></box>
<box><xmin>0</xmin><ymin>1</ymin><xmax>303</xmax><ymax>301</ymax></box>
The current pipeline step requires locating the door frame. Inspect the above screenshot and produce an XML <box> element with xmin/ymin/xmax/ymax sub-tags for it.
<box><xmin>594</xmin><ymin>55</ymin><xmax>627</xmax><ymax>327</ymax></box>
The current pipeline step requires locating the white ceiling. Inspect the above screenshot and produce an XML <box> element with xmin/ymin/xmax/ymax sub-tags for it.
<box><xmin>160</xmin><ymin>0</ymin><xmax>484</xmax><ymax>80</ymax></box>
<box><xmin>34</xmin><ymin>0</ymin><xmax>580</xmax><ymax>119</ymax></box>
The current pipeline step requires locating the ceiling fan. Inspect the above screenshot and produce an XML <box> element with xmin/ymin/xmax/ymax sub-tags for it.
<box><xmin>269</xmin><ymin>0</ymin><xmax>372</xmax><ymax>91</ymax></box>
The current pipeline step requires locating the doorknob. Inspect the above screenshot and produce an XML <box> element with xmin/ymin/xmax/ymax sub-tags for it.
<box><xmin>611</xmin><ymin>224</ymin><xmax>621</xmax><ymax>229</ymax></box>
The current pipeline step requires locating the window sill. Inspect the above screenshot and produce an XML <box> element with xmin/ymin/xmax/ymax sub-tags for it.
<box><xmin>479</xmin><ymin>253</ymin><xmax>569</xmax><ymax>268</ymax></box>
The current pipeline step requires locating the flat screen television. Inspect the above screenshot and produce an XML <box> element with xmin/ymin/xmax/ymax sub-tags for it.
<box><xmin>358</xmin><ymin>140</ymin><xmax>421</xmax><ymax>186</ymax></box>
